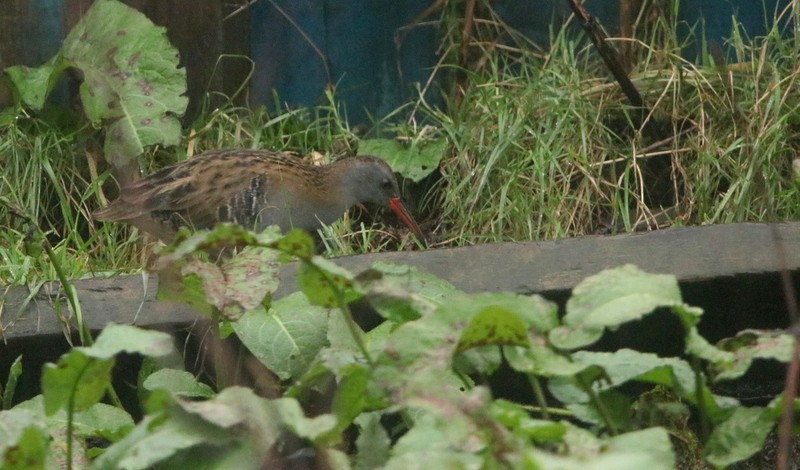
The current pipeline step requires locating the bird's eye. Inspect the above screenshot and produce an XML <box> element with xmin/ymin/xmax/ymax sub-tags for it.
<box><xmin>381</xmin><ymin>179</ymin><xmax>392</xmax><ymax>189</ymax></box>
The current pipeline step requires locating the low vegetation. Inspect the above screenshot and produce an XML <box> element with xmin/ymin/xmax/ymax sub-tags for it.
<box><xmin>1</xmin><ymin>0</ymin><xmax>798</xmax><ymax>468</ymax></box>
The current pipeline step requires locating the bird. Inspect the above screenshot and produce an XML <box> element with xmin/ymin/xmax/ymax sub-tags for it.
<box><xmin>94</xmin><ymin>149</ymin><xmax>425</xmax><ymax>243</ymax></box>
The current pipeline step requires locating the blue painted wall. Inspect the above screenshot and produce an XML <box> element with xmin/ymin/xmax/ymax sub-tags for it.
<box><xmin>249</xmin><ymin>0</ymin><xmax>792</xmax><ymax>125</ymax></box>
<box><xmin>250</xmin><ymin>0</ymin><xmax>438</xmax><ymax>125</ymax></box>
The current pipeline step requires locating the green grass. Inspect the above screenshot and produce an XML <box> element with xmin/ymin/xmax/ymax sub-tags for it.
<box><xmin>3</xmin><ymin>2</ymin><xmax>800</xmax><ymax>286</ymax></box>
<box><xmin>0</xmin><ymin>112</ymin><xmax>143</xmax><ymax>284</ymax></box>
<box><xmin>419</xmin><ymin>1</ymin><xmax>800</xmax><ymax>242</ymax></box>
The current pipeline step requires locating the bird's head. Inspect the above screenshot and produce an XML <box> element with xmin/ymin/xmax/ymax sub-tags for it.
<box><xmin>337</xmin><ymin>156</ymin><xmax>424</xmax><ymax>241</ymax></box>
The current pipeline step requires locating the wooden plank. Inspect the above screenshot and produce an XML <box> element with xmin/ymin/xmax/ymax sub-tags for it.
<box><xmin>3</xmin><ymin>222</ymin><xmax>799</xmax><ymax>341</ymax></box>
<box><xmin>2</xmin><ymin>274</ymin><xmax>198</xmax><ymax>342</ymax></box>
<box><xmin>276</xmin><ymin>221</ymin><xmax>800</xmax><ymax>297</ymax></box>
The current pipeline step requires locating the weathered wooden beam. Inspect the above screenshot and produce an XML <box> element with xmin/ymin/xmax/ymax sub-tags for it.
<box><xmin>3</xmin><ymin>222</ymin><xmax>799</xmax><ymax>341</ymax></box>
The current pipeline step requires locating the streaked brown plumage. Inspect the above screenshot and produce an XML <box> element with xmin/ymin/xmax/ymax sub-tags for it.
<box><xmin>94</xmin><ymin>149</ymin><xmax>424</xmax><ymax>243</ymax></box>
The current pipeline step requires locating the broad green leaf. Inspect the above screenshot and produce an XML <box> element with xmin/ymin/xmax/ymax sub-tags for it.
<box><xmin>158</xmin><ymin>233</ymin><xmax>282</xmax><ymax>320</ymax></box>
<box><xmin>152</xmin><ymin>443</ymin><xmax>264</xmax><ymax>470</ymax></box>
<box><xmin>298</xmin><ymin>257</ymin><xmax>357</xmax><ymax>307</ymax></box>
<box><xmin>317</xmin><ymin>313</ymin><xmax>392</xmax><ymax>380</ymax></box>
<box><xmin>270</xmin><ymin>229</ymin><xmax>315</xmax><ymax>259</ymax></box>
<box><xmin>174</xmin><ymin>261</ymin><xmax>225</xmax><ymax>313</ymax></box>
<box><xmin>548</xmin><ymin>349</ymin><xmax>731</xmax><ymax>422</ymax></box>
<box><xmin>142</xmin><ymin>369</ymin><xmax>215</xmax><ymax>399</ymax></box>
<box><xmin>531</xmin><ymin>425</ymin><xmax>676</xmax><ymax>470</ymax></box>
<box><xmin>457</xmin><ymin>306</ymin><xmax>530</xmax><ymax>351</ymax></box>
<box><xmin>454</xmin><ymin>345</ymin><xmax>503</xmax><ymax>376</ymax></box>
<box><xmin>685</xmin><ymin>327</ymin><xmax>735</xmax><ymax>366</ymax></box>
<box><xmin>19</xmin><ymin>396</ymin><xmax>133</xmax><ymax>444</ymax></box>
<box><xmin>178</xmin><ymin>388</ymin><xmax>336</xmax><ymax>445</ymax></box>
<box><xmin>562</xmin><ymin>391</ymin><xmax>633</xmax><ymax>430</ymax></box>
<box><xmin>85</xmin><ymin>323</ymin><xmax>174</xmax><ymax>359</ymax></box>
<box><xmin>60</xmin><ymin>403</ymin><xmax>134</xmax><ymax>443</ymax></box>
<box><xmin>64</xmin><ymin>0</ymin><xmax>187</xmax><ymax>166</ymax></box>
<box><xmin>322</xmin><ymin>309</ymin><xmax>366</xmax><ymax>368</ymax></box>
<box><xmin>385</xmin><ymin>451</ymin><xmax>482</xmax><ymax>470</ymax></box>
<box><xmin>90</xmin><ymin>416</ymin><xmax>158</xmax><ymax>470</ymax></box>
<box><xmin>370</xmin><ymin>262</ymin><xmax>460</xmax><ymax>305</ymax></box>
<box><xmin>605</xmin><ymin>427</ymin><xmax>676</xmax><ymax>469</ymax></box>
<box><xmin>41</xmin><ymin>350</ymin><xmax>114</xmax><ymax>415</ymax></box>
<box><xmin>489</xmin><ymin>399</ymin><xmax>567</xmax><ymax>443</ymax></box>
<box><xmin>550</xmin><ymin>265</ymin><xmax>683</xmax><ymax>349</ymax></box>
<box><xmin>42</xmin><ymin>324</ymin><xmax>171</xmax><ymax>416</ymax></box>
<box><xmin>156</xmin><ymin>263</ymin><xmax>214</xmax><ymax>317</ymax></box>
<box><xmin>440</xmin><ymin>292</ymin><xmax>559</xmax><ymax>334</ymax></box>
<box><xmin>98</xmin><ymin>414</ymin><xmax>233</xmax><ymax>470</ymax></box>
<box><xmin>504</xmin><ymin>343</ymin><xmax>585</xmax><ymax>377</ymax></box>
<box><xmin>136</xmin><ymin>352</ymin><xmax>186</xmax><ymax>405</ymax></box>
<box><xmin>704</xmin><ymin>406</ymin><xmax>775</xmax><ymax>467</ymax></box>
<box><xmin>234</xmin><ymin>292</ymin><xmax>330</xmax><ymax>380</ymax></box>
<box><xmin>576</xmin><ymin>349</ymin><xmax>699</xmax><ymax>396</ymax></box>
<box><xmin>547</xmin><ymin>350</ymin><xmax>687</xmax><ymax>403</ymax></box>
<box><xmin>358</xmin><ymin>137</ymin><xmax>446</xmax><ymax>182</ymax></box>
<box><xmin>1</xmin><ymin>424</ymin><xmax>50</xmax><ymax>470</ymax></box>
<box><xmin>374</xmin><ymin>292</ymin><xmax>554</xmax><ymax>398</ymax></box>
<box><xmin>156</xmin><ymin>226</ymin><xmax>280</xmax><ymax>320</ymax></box>
<box><xmin>181</xmin><ymin>246</ymin><xmax>280</xmax><ymax>320</ymax></box>
<box><xmin>7</xmin><ymin>0</ymin><xmax>188</xmax><ymax>168</ymax></box>
<box><xmin>331</xmin><ymin>364</ymin><xmax>370</xmax><ymax>432</ymax></box>
<box><xmin>0</xmin><ymin>408</ymin><xmax>49</xmax><ymax>470</ymax></box>
<box><xmin>156</xmin><ymin>224</ymin><xmax>271</xmax><ymax>264</ymax></box>
<box><xmin>5</xmin><ymin>59</ymin><xmax>66</xmax><ymax>109</ymax></box>
<box><xmin>356</xmin><ymin>262</ymin><xmax>459</xmax><ymax>322</ymax></box>
<box><xmin>178</xmin><ymin>389</ymin><xmax>259</xmax><ymax>429</ymax></box>
<box><xmin>220</xmin><ymin>246</ymin><xmax>280</xmax><ymax>312</ymax></box>
<box><xmin>270</xmin><ymin>397</ymin><xmax>337</xmax><ymax>443</ymax></box>
<box><xmin>386</xmin><ymin>413</ymin><xmax>484</xmax><ymax>470</ymax></box>
<box><xmin>97</xmin><ymin>388</ymin><xmax>270</xmax><ymax>469</ymax></box>
<box><xmin>354</xmin><ymin>413</ymin><xmax>391</xmax><ymax>470</ymax></box>
<box><xmin>375</xmin><ymin>313</ymin><xmax>463</xmax><ymax>394</ymax></box>
<box><xmin>712</xmin><ymin>329</ymin><xmax>795</xmax><ymax>381</ymax></box>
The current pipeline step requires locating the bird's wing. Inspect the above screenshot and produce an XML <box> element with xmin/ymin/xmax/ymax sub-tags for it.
<box><xmin>94</xmin><ymin>153</ymin><xmax>273</xmax><ymax>230</ymax></box>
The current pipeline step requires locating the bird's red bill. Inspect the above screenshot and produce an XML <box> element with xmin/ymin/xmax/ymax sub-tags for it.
<box><xmin>389</xmin><ymin>198</ymin><xmax>425</xmax><ymax>243</ymax></box>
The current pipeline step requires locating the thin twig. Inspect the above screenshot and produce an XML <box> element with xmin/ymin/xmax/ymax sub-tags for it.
<box><xmin>771</xmin><ymin>224</ymin><xmax>799</xmax><ymax>470</ymax></box>
<box><xmin>223</xmin><ymin>0</ymin><xmax>259</xmax><ymax>22</ymax></box>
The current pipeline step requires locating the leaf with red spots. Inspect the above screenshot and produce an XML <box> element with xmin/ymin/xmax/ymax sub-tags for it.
<box><xmin>5</xmin><ymin>0</ymin><xmax>187</xmax><ymax>171</ymax></box>
<box><xmin>710</xmin><ymin>329</ymin><xmax>795</xmax><ymax>381</ymax></box>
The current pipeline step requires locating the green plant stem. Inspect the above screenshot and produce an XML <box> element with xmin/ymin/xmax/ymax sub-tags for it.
<box><xmin>43</xmin><ymin>242</ymin><xmax>92</xmax><ymax>346</ymax></box>
<box><xmin>65</xmin><ymin>360</ymin><xmax>89</xmax><ymax>470</ymax></box>
<box><xmin>578</xmin><ymin>376</ymin><xmax>619</xmax><ymax>436</ymax></box>
<box><xmin>66</xmin><ymin>395</ymin><xmax>75</xmax><ymax>470</ymax></box>
<box><xmin>41</xmin><ymin>237</ymin><xmax>124</xmax><ymax>414</ymax></box>
<box><xmin>519</xmin><ymin>403</ymin><xmax>573</xmax><ymax>417</ymax></box>
<box><xmin>2</xmin><ymin>356</ymin><xmax>23</xmax><ymax>410</ymax></box>
<box><xmin>528</xmin><ymin>375</ymin><xmax>550</xmax><ymax>420</ymax></box>
<box><xmin>691</xmin><ymin>357</ymin><xmax>711</xmax><ymax>441</ymax></box>
<box><xmin>454</xmin><ymin>368</ymin><xmax>474</xmax><ymax>391</ymax></box>
<box><xmin>301</xmin><ymin>259</ymin><xmax>374</xmax><ymax>367</ymax></box>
